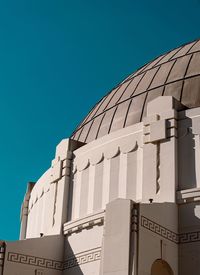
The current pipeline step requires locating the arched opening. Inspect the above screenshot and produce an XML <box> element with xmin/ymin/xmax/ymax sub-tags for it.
<box><xmin>151</xmin><ymin>259</ymin><xmax>174</xmax><ymax>275</ymax></box>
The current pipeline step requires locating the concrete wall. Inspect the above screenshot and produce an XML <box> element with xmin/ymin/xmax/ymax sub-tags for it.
<box><xmin>25</xmin><ymin>139</ymin><xmax>83</xmax><ymax>239</ymax></box>
<box><xmin>177</xmin><ymin>107</ymin><xmax>200</xmax><ymax>275</ymax></box>
<box><xmin>63</xmin><ymin>211</ymin><xmax>104</xmax><ymax>275</ymax></box>
<box><xmin>179</xmin><ymin>201</ymin><xmax>200</xmax><ymax>275</ymax></box>
<box><xmin>3</xmin><ymin>235</ymin><xmax>64</xmax><ymax>275</ymax></box>
<box><xmin>25</xmin><ymin>96</ymin><xmax>182</xmax><ymax>238</ymax></box>
<box><xmin>69</xmin><ymin>122</ymin><xmax>143</xmax><ymax>221</ymax></box>
<box><xmin>178</xmin><ymin>107</ymin><xmax>200</xmax><ymax>190</ymax></box>
<box><xmin>18</xmin><ymin>96</ymin><xmax>200</xmax><ymax>275</ymax></box>
<box><xmin>138</xmin><ymin>203</ymin><xmax>178</xmax><ymax>275</ymax></box>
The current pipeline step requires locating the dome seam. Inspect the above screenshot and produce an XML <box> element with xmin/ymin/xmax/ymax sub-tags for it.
<box><xmin>71</xmin><ymin>72</ymin><xmax>200</xmax><ymax>139</ymax></box>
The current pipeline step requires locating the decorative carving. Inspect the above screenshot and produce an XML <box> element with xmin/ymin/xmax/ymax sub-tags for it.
<box><xmin>120</xmin><ymin>137</ymin><xmax>138</xmax><ymax>153</ymax></box>
<box><xmin>177</xmin><ymin>188</ymin><xmax>200</xmax><ymax>204</ymax></box>
<box><xmin>76</xmin><ymin>158</ymin><xmax>90</xmax><ymax>172</ymax></box>
<box><xmin>52</xmin><ymin>182</ymin><xmax>58</xmax><ymax>226</ymax></box>
<box><xmin>28</xmin><ymin>169</ymin><xmax>51</xmax><ymax>212</ymax></box>
<box><xmin>131</xmin><ymin>207</ymin><xmax>138</xmax><ymax>232</ymax></box>
<box><xmin>143</xmin><ymin>115</ymin><xmax>177</xmax><ymax>144</ymax></box>
<box><xmin>74</xmin><ymin>134</ymin><xmax>140</xmax><ymax>172</ymax></box>
<box><xmin>141</xmin><ymin>216</ymin><xmax>200</xmax><ymax>244</ymax></box>
<box><xmin>7</xmin><ymin>252</ymin><xmax>63</xmax><ymax>270</ymax></box>
<box><xmin>64</xmin><ymin>211</ymin><xmax>105</xmax><ymax>235</ymax></box>
<box><xmin>90</xmin><ymin>153</ymin><xmax>104</xmax><ymax>166</ymax></box>
<box><xmin>28</xmin><ymin>145</ymin><xmax>73</xmax><ymax>212</ymax></box>
<box><xmin>143</xmin><ymin>113</ymin><xmax>177</xmax><ymax>196</ymax></box>
<box><xmin>63</xmin><ymin>248</ymin><xmax>101</xmax><ymax>270</ymax></box>
<box><xmin>179</xmin><ymin>231</ymin><xmax>200</xmax><ymax>244</ymax></box>
<box><xmin>104</xmin><ymin>146</ymin><xmax>120</xmax><ymax>159</ymax></box>
<box><xmin>141</xmin><ymin>216</ymin><xmax>179</xmax><ymax>244</ymax></box>
<box><xmin>7</xmin><ymin>248</ymin><xmax>101</xmax><ymax>271</ymax></box>
<box><xmin>156</xmin><ymin>143</ymin><xmax>160</xmax><ymax>193</ymax></box>
<box><xmin>51</xmin><ymin>160</ymin><xmax>62</xmax><ymax>183</ymax></box>
<box><xmin>0</xmin><ymin>243</ymin><xmax>5</xmax><ymax>267</ymax></box>
<box><xmin>65</xmin><ymin>217</ymin><xmax>104</xmax><ymax>235</ymax></box>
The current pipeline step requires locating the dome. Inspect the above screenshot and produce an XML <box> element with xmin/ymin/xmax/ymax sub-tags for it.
<box><xmin>71</xmin><ymin>38</ymin><xmax>200</xmax><ymax>143</ymax></box>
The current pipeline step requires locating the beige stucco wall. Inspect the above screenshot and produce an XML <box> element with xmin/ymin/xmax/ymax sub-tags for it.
<box><xmin>12</xmin><ymin>96</ymin><xmax>200</xmax><ymax>275</ymax></box>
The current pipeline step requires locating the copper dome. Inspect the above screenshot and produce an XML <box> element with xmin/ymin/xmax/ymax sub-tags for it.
<box><xmin>71</xmin><ymin>39</ymin><xmax>200</xmax><ymax>143</ymax></box>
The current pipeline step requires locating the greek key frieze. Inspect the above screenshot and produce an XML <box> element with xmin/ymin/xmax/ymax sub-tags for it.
<box><xmin>63</xmin><ymin>248</ymin><xmax>101</xmax><ymax>270</ymax></box>
<box><xmin>141</xmin><ymin>216</ymin><xmax>179</xmax><ymax>243</ymax></box>
<box><xmin>7</xmin><ymin>252</ymin><xmax>63</xmax><ymax>270</ymax></box>
<box><xmin>141</xmin><ymin>216</ymin><xmax>200</xmax><ymax>244</ymax></box>
<box><xmin>179</xmin><ymin>231</ymin><xmax>200</xmax><ymax>243</ymax></box>
<box><xmin>7</xmin><ymin>248</ymin><xmax>101</xmax><ymax>271</ymax></box>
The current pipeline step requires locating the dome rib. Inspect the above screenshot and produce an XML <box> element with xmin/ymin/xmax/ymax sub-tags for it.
<box><xmin>71</xmin><ymin>39</ymin><xmax>200</xmax><ymax>143</ymax></box>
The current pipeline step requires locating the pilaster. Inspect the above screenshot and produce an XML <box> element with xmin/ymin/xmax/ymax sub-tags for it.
<box><xmin>101</xmin><ymin>198</ymin><xmax>132</xmax><ymax>275</ymax></box>
<box><xmin>142</xmin><ymin>96</ymin><xmax>185</xmax><ymax>203</ymax></box>
<box><xmin>0</xmin><ymin>241</ymin><xmax>5</xmax><ymax>275</ymax></box>
<box><xmin>20</xmin><ymin>182</ymin><xmax>35</xmax><ymax>240</ymax></box>
<box><xmin>49</xmin><ymin>138</ymin><xmax>83</xmax><ymax>235</ymax></box>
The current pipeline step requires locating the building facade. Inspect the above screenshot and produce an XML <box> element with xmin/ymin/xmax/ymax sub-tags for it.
<box><xmin>1</xmin><ymin>39</ymin><xmax>200</xmax><ymax>275</ymax></box>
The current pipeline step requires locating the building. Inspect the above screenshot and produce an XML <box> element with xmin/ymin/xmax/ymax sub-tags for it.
<box><xmin>1</xmin><ymin>38</ymin><xmax>200</xmax><ymax>275</ymax></box>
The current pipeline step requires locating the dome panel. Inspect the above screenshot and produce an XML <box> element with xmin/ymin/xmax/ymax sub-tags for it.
<box><xmin>172</xmin><ymin>41</ymin><xmax>195</xmax><ymax>58</ymax></box>
<box><xmin>106</xmin><ymin>80</ymin><xmax>131</xmax><ymax>110</ymax></box>
<box><xmin>134</xmin><ymin>67</ymin><xmax>159</xmax><ymax>95</ymax></box>
<box><xmin>182</xmin><ymin>76</ymin><xmax>200</xmax><ymax>107</ymax></box>
<box><xmin>109</xmin><ymin>100</ymin><xmax>130</xmax><ymax>133</ymax></box>
<box><xmin>86</xmin><ymin>113</ymin><xmax>104</xmax><ymax>142</ymax></box>
<box><xmin>141</xmin><ymin>87</ymin><xmax>163</xmax><ymax>121</ymax></box>
<box><xmin>163</xmin><ymin>81</ymin><xmax>183</xmax><ymax>101</ymax></box>
<box><xmin>188</xmin><ymin>40</ymin><xmax>200</xmax><ymax>53</ymax></box>
<box><xmin>124</xmin><ymin>93</ymin><xmax>146</xmax><ymax>127</ymax></box>
<box><xmin>97</xmin><ymin>107</ymin><xmax>117</xmax><ymax>139</ymax></box>
<box><xmin>119</xmin><ymin>74</ymin><xmax>144</xmax><ymax>102</ymax></box>
<box><xmin>187</xmin><ymin>52</ymin><xmax>200</xmax><ymax>77</ymax></box>
<box><xmin>167</xmin><ymin>55</ymin><xmax>191</xmax><ymax>82</ymax></box>
<box><xmin>71</xmin><ymin>39</ymin><xmax>200</xmax><ymax>143</ymax></box>
<box><xmin>94</xmin><ymin>88</ymin><xmax>117</xmax><ymax>116</ymax></box>
<box><xmin>149</xmin><ymin>60</ymin><xmax>175</xmax><ymax>89</ymax></box>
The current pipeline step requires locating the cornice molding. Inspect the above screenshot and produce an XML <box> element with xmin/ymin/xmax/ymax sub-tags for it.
<box><xmin>63</xmin><ymin>210</ymin><xmax>105</xmax><ymax>235</ymax></box>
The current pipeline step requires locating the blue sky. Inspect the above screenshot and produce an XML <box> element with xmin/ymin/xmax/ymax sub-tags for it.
<box><xmin>0</xmin><ymin>0</ymin><xmax>199</xmax><ymax>240</ymax></box>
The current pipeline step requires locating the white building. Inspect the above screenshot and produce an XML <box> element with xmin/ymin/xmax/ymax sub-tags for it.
<box><xmin>1</xmin><ymin>38</ymin><xmax>200</xmax><ymax>275</ymax></box>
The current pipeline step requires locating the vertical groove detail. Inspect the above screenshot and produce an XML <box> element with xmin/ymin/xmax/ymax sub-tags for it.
<box><xmin>156</xmin><ymin>143</ymin><xmax>161</xmax><ymax>194</ymax></box>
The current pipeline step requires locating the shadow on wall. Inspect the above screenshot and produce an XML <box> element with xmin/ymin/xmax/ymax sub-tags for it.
<box><xmin>178</xmin><ymin>114</ymin><xmax>198</xmax><ymax>190</ymax></box>
<box><xmin>130</xmin><ymin>201</ymin><xmax>200</xmax><ymax>275</ymax></box>
<box><xmin>1</xmin><ymin>201</ymin><xmax>200</xmax><ymax>275</ymax></box>
<box><xmin>63</xmin><ymin>200</ymin><xmax>200</xmax><ymax>275</ymax></box>
<box><xmin>63</xmin><ymin>242</ymin><xmax>84</xmax><ymax>275</ymax></box>
<box><xmin>66</xmin><ymin>166</ymin><xmax>75</xmax><ymax>222</ymax></box>
<box><xmin>1</xmin><ymin>235</ymin><xmax>84</xmax><ymax>275</ymax></box>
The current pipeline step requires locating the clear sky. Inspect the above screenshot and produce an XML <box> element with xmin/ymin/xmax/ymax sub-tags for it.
<box><xmin>0</xmin><ymin>0</ymin><xmax>199</xmax><ymax>240</ymax></box>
